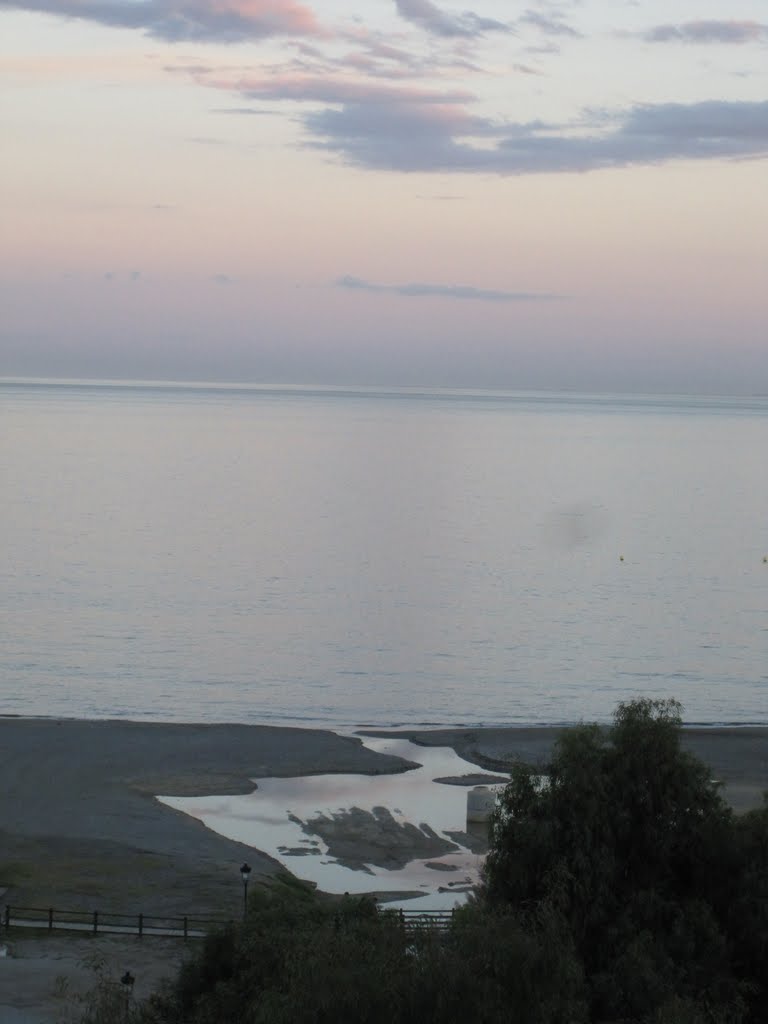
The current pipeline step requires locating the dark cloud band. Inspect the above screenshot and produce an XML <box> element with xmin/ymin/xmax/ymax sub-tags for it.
<box><xmin>644</xmin><ymin>20</ymin><xmax>768</xmax><ymax>44</ymax></box>
<box><xmin>305</xmin><ymin>99</ymin><xmax>768</xmax><ymax>175</ymax></box>
<box><xmin>394</xmin><ymin>0</ymin><xmax>509</xmax><ymax>38</ymax></box>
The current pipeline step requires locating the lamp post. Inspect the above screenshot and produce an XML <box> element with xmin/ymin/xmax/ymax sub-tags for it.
<box><xmin>120</xmin><ymin>971</ymin><xmax>135</xmax><ymax>1022</ymax></box>
<box><xmin>240</xmin><ymin>862</ymin><xmax>251</xmax><ymax>921</ymax></box>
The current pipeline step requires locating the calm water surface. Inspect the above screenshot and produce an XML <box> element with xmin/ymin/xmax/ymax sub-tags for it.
<box><xmin>2</xmin><ymin>380</ymin><xmax>766</xmax><ymax>726</ymax></box>
<box><xmin>160</xmin><ymin>737</ymin><xmax>490</xmax><ymax>910</ymax></box>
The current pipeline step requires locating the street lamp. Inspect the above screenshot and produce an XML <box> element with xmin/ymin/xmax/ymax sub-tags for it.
<box><xmin>120</xmin><ymin>971</ymin><xmax>135</xmax><ymax>1022</ymax></box>
<box><xmin>240</xmin><ymin>862</ymin><xmax>251</xmax><ymax>920</ymax></box>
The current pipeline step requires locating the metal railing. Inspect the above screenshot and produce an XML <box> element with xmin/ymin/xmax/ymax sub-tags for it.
<box><xmin>388</xmin><ymin>909</ymin><xmax>455</xmax><ymax>932</ymax></box>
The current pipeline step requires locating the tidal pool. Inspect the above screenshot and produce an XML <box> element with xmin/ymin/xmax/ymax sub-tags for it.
<box><xmin>159</xmin><ymin>736</ymin><xmax>506</xmax><ymax>910</ymax></box>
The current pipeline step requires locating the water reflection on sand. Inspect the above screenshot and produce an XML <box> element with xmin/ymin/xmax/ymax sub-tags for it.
<box><xmin>159</xmin><ymin>737</ymin><xmax>505</xmax><ymax>910</ymax></box>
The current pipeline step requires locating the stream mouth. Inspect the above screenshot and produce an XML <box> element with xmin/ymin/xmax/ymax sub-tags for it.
<box><xmin>159</xmin><ymin>736</ymin><xmax>505</xmax><ymax>910</ymax></box>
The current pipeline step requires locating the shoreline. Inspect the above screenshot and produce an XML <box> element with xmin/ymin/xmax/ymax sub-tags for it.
<box><xmin>372</xmin><ymin>725</ymin><xmax>768</xmax><ymax>814</ymax></box>
<box><xmin>1</xmin><ymin>718</ymin><xmax>765</xmax><ymax>918</ymax></box>
<box><xmin>5</xmin><ymin>712</ymin><xmax>767</xmax><ymax>728</ymax></box>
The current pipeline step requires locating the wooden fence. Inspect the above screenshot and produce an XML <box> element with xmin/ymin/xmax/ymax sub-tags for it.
<box><xmin>3</xmin><ymin>903</ymin><xmax>456</xmax><ymax>939</ymax></box>
<box><xmin>3</xmin><ymin>904</ymin><xmax>228</xmax><ymax>939</ymax></box>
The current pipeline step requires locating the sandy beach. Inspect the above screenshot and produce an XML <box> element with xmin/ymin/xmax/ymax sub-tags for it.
<box><xmin>1</xmin><ymin>717</ymin><xmax>765</xmax><ymax>1022</ymax></box>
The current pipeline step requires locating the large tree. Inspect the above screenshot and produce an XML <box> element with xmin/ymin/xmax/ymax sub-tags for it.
<box><xmin>482</xmin><ymin>698</ymin><xmax>766</xmax><ymax>1022</ymax></box>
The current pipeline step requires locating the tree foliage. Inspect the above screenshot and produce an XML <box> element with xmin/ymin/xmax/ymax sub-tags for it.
<box><xmin>482</xmin><ymin>698</ymin><xmax>767</xmax><ymax>1022</ymax></box>
<box><xmin>108</xmin><ymin>874</ymin><xmax>584</xmax><ymax>1024</ymax></box>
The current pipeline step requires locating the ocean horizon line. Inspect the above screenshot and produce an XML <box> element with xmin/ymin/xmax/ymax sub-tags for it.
<box><xmin>2</xmin><ymin>375</ymin><xmax>767</xmax><ymax>405</ymax></box>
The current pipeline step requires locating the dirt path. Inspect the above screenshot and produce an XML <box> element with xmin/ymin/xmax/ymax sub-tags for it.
<box><xmin>0</xmin><ymin>933</ymin><xmax>188</xmax><ymax>1024</ymax></box>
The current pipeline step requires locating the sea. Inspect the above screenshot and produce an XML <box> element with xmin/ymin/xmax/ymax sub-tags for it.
<box><xmin>2</xmin><ymin>379</ymin><xmax>766</xmax><ymax>729</ymax></box>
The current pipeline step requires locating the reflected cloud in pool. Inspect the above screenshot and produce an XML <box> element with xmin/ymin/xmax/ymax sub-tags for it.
<box><xmin>159</xmin><ymin>737</ymin><xmax>506</xmax><ymax>910</ymax></box>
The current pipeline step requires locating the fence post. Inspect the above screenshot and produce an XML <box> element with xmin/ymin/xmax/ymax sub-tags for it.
<box><xmin>48</xmin><ymin>908</ymin><xmax>54</xmax><ymax>931</ymax></box>
<box><xmin>93</xmin><ymin>911</ymin><xmax>98</xmax><ymax>935</ymax></box>
<box><xmin>138</xmin><ymin>913</ymin><xmax>143</xmax><ymax>938</ymax></box>
<box><xmin>183</xmin><ymin>916</ymin><xmax>188</xmax><ymax>940</ymax></box>
<box><xmin>3</xmin><ymin>905</ymin><xmax>9</xmax><ymax>930</ymax></box>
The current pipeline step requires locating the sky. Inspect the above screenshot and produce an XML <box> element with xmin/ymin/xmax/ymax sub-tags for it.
<box><xmin>2</xmin><ymin>0</ymin><xmax>767</xmax><ymax>393</ymax></box>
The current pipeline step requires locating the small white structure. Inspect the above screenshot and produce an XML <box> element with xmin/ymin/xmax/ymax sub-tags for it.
<box><xmin>466</xmin><ymin>786</ymin><xmax>498</xmax><ymax>825</ymax></box>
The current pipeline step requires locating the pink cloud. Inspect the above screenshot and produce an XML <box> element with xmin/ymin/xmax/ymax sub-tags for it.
<box><xmin>206</xmin><ymin>0</ymin><xmax>321</xmax><ymax>36</ymax></box>
<box><xmin>0</xmin><ymin>0</ymin><xmax>322</xmax><ymax>42</ymax></box>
